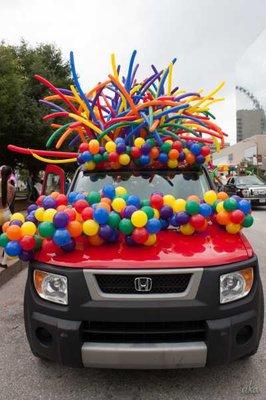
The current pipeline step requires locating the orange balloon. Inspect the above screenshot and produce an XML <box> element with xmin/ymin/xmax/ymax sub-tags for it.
<box><xmin>67</xmin><ymin>221</ymin><xmax>83</xmax><ymax>238</ymax></box>
<box><xmin>88</xmin><ymin>234</ymin><xmax>104</xmax><ymax>246</ymax></box>
<box><xmin>76</xmin><ymin>212</ymin><xmax>83</xmax><ymax>222</ymax></box>
<box><xmin>101</xmin><ymin>197</ymin><xmax>112</xmax><ymax>205</ymax></box>
<box><xmin>217</xmin><ymin>191</ymin><xmax>229</xmax><ymax>201</ymax></box>
<box><xmin>50</xmin><ymin>191</ymin><xmax>59</xmax><ymax>199</ymax></box>
<box><xmin>2</xmin><ymin>221</ymin><xmax>10</xmax><ymax>233</ymax></box>
<box><xmin>216</xmin><ymin>211</ymin><xmax>231</xmax><ymax>225</ymax></box>
<box><xmin>6</xmin><ymin>225</ymin><xmax>22</xmax><ymax>241</ymax></box>
<box><xmin>150</xmin><ymin>147</ymin><xmax>160</xmax><ymax>159</ymax></box>
<box><xmin>186</xmin><ymin>152</ymin><xmax>196</xmax><ymax>164</ymax></box>
<box><xmin>168</xmin><ymin>149</ymin><xmax>179</xmax><ymax>160</ymax></box>
<box><xmin>57</xmin><ymin>205</ymin><xmax>67</xmax><ymax>212</ymax></box>
<box><xmin>97</xmin><ymin>202</ymin><xmax>111</xmax><ymax>212</ymax></box>
<box><xmin>187</xmin><ymin>194</ymin><xmax>200</xmax><ymax>203</ymax></box>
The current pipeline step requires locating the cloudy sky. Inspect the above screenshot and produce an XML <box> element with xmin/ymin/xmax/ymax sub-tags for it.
<box><xmin>1</xmin><ymin>0</ymin><xmax>266</xmax><ymax>143</ymax></box>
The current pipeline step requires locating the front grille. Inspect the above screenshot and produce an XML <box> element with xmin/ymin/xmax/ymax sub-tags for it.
<box><xmin>95</xmin><ymin>273</ymin><xmax>192</xmax><ymax>294</ymax></box>
<box><xmin>81</xmin><ymin>320</ymin><xmax>206</xmax><ymax>343</ymax></box>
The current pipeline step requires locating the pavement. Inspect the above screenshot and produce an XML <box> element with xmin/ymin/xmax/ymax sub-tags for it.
<box><xmin>0</xmin><ymin>210</ymin><xmax>265</xmax><ymax>400</ymax></box>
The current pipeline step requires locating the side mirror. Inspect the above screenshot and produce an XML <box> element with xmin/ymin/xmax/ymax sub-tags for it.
<box><xmin>42</xmin><ymin>165</ymin><xmax>66</xmax><ymax>195</ymax></box>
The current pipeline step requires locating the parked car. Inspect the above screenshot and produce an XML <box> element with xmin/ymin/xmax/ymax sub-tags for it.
<box><xmin>224</xmin><ymin>175</ymin><xmax>266</xmax><ymax>206</ymax></box>
<box><xmin>24</xmin><ymin>165</ymin><xmax>264</xmax><ymax>369</ymax></box>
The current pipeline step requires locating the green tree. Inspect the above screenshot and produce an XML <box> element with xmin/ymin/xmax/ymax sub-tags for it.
<box><xmin>0</xmin><ymin>40</ymin><xmax>72</xmax><ymax>171</ymax></box>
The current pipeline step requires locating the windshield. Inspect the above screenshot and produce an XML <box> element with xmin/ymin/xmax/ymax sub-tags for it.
<box><xmin>235</xmin><ymin>175</ymin><xmax>265</xmax><ymax>186</ymax></box>
<box><xmin>72</xmin><ymin>169</ymin><xmax>211</xmax><ymax>199</ymax></box>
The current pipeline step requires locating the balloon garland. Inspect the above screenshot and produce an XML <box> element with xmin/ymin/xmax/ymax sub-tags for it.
<box><xmin>0</xmin><ymin>188</ymin><xmax>253</xmax><ymax>260</ymax></box>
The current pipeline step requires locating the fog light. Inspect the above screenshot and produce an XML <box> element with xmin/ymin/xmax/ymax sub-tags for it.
<box><xmin>33</xmin><ymin>270</ymin><xmax>68</xmax><ymax>305</ymax></box>
<box><xmin>220</xmin><ymin>267</ymin><xmax>253</xmax><ymax>304</ymax></box>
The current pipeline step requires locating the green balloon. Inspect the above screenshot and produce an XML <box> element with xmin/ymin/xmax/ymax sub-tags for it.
<box><xmin>242</xmin><ymin>214</ymin><xmax>254</xmax><ymax>228</ymax></box>
<box><xmin>185</xmin><ymin>200</ymin><xmax>200</xmax><ymax>215</ymax></box>
<box><xmin>146</xmin><ymin>138</ymin><xmax>156</xmax><ymax>147</ymax></box>
<box><xmin>0</xmin><ymin>233</ymin><xmax>9</xmax><ymax>248</ymax></box>
<box><xmin>34</xmin><ymin>235</ymin><xmax>42</xmax><ymax>250</ymax></box>
<box><xmin>102</xmin><ymin>152</ymin><xmax>109</xmax><ymax>161</ymax></box>
<box><xmin>86</xmin><ymin>191</ymin><xmax>101</xmax><ymax>205</ymax></box>
<box><xmin>141</xmin><ymin>206</ymin><xmax>154</xmax><ymax>219</ymax></box>
<box><xmin>141</xmin><ymin>199</ymin><xmax>150</xmax><ymax>207</ymax></box>
<box><xmin>223</xmin><ymin>198</ymin><xmax>237</xmax><ymax>212</ymax></box>
<box><xmin>93</xmin><ymin>154</ymin><xmax>102</xmax><ymax>163</ymax></box>
<box><xmin>108</xmin><ymin>212</ymin><xmax>121</xmax><ymax>228</ymax></box>
<box><xmin>118</xmin><ymin>193</ymin><xmax>129</xmax><ymax>201</ymax></box>
<box><xmin>160</xmin><ymin>142</ymin><xmax>172</xmax><ymax>153</ymax></box>
<box><xmin>38</xmin><ymin>222</ymin><xmax>55</xmax><ymax>238</ymax></box>
<box><xmin>119</xmin><ymin>218</ymin><xmax>134</xmax><ymax>234</ymax></box>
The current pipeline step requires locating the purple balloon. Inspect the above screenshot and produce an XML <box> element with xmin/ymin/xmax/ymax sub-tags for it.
<box><xmin>108</xmin><ymin>229</ymin><xmax>119</xmax><ymax>243</ymax></box>
<box><xmin>20</xmin><ymin>250</ymin><xmax>34</xmax><ymax>262</ymax></box>
<box><xmin>116</xmin><ymin>143</ymin><xmax>127</xmax><ymax>154</ymax></box>
<box><xmin>61</xmin><ymin>238</ymin><xmax>76</xmax><ymax>252</ymax></box>
<box><xmin>141</xmin><ymin>143</ymin><xmax>151</xmax><ymax>155</ymax></box>
<box><xmin>54</xmin><ymin>212</ymin><xmax>69</xmax><ymax>228</ymax></box>
<box><xmin>125</xmin><ymin>235</ymin><xmax>136</xmax><ymax>246</ymax></box>
<box><xmin>27</xmin><ymin>204</ymin><xmax>38</xmax><ymax>213</ymax></box>
<box><xmin>26</xmin><ymin>214</ymin><xmax>37</xmax><ymax>224</ymax></box>
<box><xmin>43</xmin><ymin>196</ymin><xmax>57</xmax><ymax>209</ymax></box>
<box><xmin>123</xmin><ymin>205</ymin><xmax>137</xmax><ymax>218</ymax></box>
<box><xmin>175</xmin><ymin>212</ymin><xmax>190</xmax><ymax>225</ymax></box>
<box><xmin>10</xmin><ymin>220</ymin><xmax>23</xmax><ymax>227</ymax></box>
<box><xmin>170</xmin><ymin>215</ymin><xmax>179</xmax><ymax>227</ymax></box>
<box><xmin>231</xmin><ymin>195</ymin><xmax>241</xmax><ymax>203</ymax></box>
<box><xmin>160</xmin><ymin>205</ymin><xmax>173</xmax><ymax>219</ymax></box>
<box><xmin>99</xmin><ymin>225</ymin><xmax>113</xmax><ymax>240</ymax></box>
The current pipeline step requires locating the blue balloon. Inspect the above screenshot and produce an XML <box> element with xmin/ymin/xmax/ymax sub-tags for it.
<box><xmin>61</xmin><ymin>238</ymin><xmax>76</xmax><ymax>252</ymax></box>
<box><xmin>75</xmin><ymin>193</ymin><xmax>86</xmax><ymax>201</ymax></box>
<box><xmin>179</xmin><ymin>151</ymin><xmax>185</xmax><ymax>162</ymax></box>
<box><xmin>158</xmin><ymin>153</ymin><xmax>168</xmax><ymax>164</ymax></box>
<box><xmin>175</xmin><ymin>212</ymin><xmax>190</xmax><ymax>225</ymax></box>
<box><xmin>139</xmin><ymin>155</ymin><xmax>150</xmax><ymax>165</ymax></box>
<box><xmin>159</xmin><ymin>218</ymin><xmax>169</xmax><ymax>230</ymax></box>
<box><xmin>115</xmin><ymin>137</ymin><xmax>125</xmax><ymax>145</ymax></box>
<box><xmin>99</xmin><ymin>225</ymin><xmax>113</xmax><ymax>240</ymax></box>
<box><xmin>68</xmin><ymin>191</ymin><xmax>78</xmax><ymax>204</ymax></box>
<box><xmin>199</xmin><ymin>203</ymin><xmax>213</xmax><ymax>218</ymax></box>
<box><xmin>238</xmin><ymin>199</ymin><xmax>251</xmax><ymax>214</ymax></box>
<box><xmin>127</xmin><ymin>195</ymin><xmax>141</xmax><ymax>208</ymax></box>
<box><xmin>53</xmin><ymin>229</ymin><xmax>71</xmax><ymax>246</ymax></box>
<box><xmin>190</xmin><ymin>143</ymin><xmax>201</xmax><ymax>156</ymax></box>
<box><xmin>108</xmin><ymin>229</ymin><xmax>119</xmax><ymax>243</ymax></box>
<box><xmin>94</xmin><ymin>207</ymin><xmax>109</xmax><ymax>224</ymax></box>
<box><xmin>102</xmin><ymin>184</ymin><xmax>116</xmax><ymax>199</ymax></box>
<box><xmin>146</xmin><ymin>218</ymin><xmax>162</xmax><ymax>233</ymax></box>
<box><xmin>5</xmin><ymin>241</ymin><xmax>22</xmax><ymax>257</ymax></box>
<box><xmin>196</xmin><ymin>155</ymin><xmax>205</xmax><ymax>164</ymax></box>
<box><xmin>81</xmin><ymin>151</ymin><xmax>93</xmax><ymax>162</ymax></box>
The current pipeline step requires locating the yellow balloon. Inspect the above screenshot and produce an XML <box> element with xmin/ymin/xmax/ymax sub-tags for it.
<box><xmin>163</xmin><ymin>194</ymin><xmax>175</xmax><ymax>208</ymax></box>
<box><xmin>43</xmin><ymin>208</ymin><xmax>57</xmax><ymax>222</ymax></box>
<box><xmin>21</xmin><ymin>221</ymin><xmax>36</xmax><ymax>236</ymax></box>
<box><xmin>131</xmin><ymin>210</ymin><xmax>148</xmax><ymax>227</ymax></box>
<box><xmin>111</xmin><ymin>197</ymin><xmax>126</xmax><ymax>213</ymax></box>
<box><xmin>115</xmin><ymin>186</ymin><xmax>127</xmax><ymax>196</ymax></box>
<box><xmin>153</xmin><ymin>208</ymin><xmax>160</xmax><ymax>219</ymax></box>
<box><xmin>119</xmin><ymin>154</ymin><xmax>130</xmax><ymax>166</ymax></box>
<box><xmin>105</xmin><ymin>141</ymin><xmax>116</xmax><ymax>153</ymax></box>
<box><xmin>144</xmin><ymin>234</ymin><xmax>157</xmax><ymax>246</ymax></box>
<box><xmin>10</xmin><ymin>212</ymin><xmax>25</xmax><ymax>223</ymax></box>
<box><xmin>180</xmin><ymin>223</ymin><xmax>195</xmax><ymax>235</ymax></box>
<box><xmin>173</xmin><ymin>198</ymin><xmax>186</xmax><ymax>212</ymax></box>
<box><xmin>35</xmin><ymin>207</ymin><xmax>45</xmax><ymax>222</ymax></box>
<box><xmin>134</xmin><ymin>137</ymin><xmax>145</xmax><ymax>148</ymax></box>
<box><xmin>83</xmin><ymin>219</ymin><xmax>99</xmax><ymax>236</ymax></box>
<box><xmin>84</xmin><ymin>161</ymin><xmax>96</xmax><ymax>170</ymax></box>
<box><xmin>216</xmin><ymin>201</ymin><xmax>224</xmax><ymax>213</ymax></box>
<box><xmin>203</xmin><ymin>190</ymin><xmax>217</xmax><ymax>205</ymax></box>
<box><xmin>226</xmin><ymin>223</ymin><xmax>241</xmax><ymax>234</ymax></box>
<box><xmin>167</xmin><ymin>159</ymin><xmax>178</xmax><ymax>169</ymax></box>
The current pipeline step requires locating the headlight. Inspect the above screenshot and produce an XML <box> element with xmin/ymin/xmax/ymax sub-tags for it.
<box><xmin>33</xmin><ymin>270</ymin><xmax>68</xmax><ymax>305</ymax></box>
<box><xmin>241</xmin><ymin>189</ymin><xmax>250</xmax><ymax>197</ymax></box>
<box><xmin>220</xmin><ymin>267</ymin><xmax>254</xmax><ymax>304</ymax></box>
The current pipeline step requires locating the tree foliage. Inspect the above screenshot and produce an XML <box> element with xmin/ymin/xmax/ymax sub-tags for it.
<box><xmin>0</xmin><ymin>40</ymin><xmax>72</xmax><ymax>170</ymax></box>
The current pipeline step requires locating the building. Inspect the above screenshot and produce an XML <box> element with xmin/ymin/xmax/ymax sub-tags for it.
<box><xmin>236</xmin><ymin>110</ymin><xmax>265</xmax><ymax>142</ymax></box>
<box><xmin>212</xmin><ymin>135</ymin><xmax>266</xmax><ymax>171</ymax></box>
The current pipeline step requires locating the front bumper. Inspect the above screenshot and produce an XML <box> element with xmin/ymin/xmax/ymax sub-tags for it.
<box><xmin>24</xmin><ymin>257</ymin><xmax>264</xmax><ymax>368</ymax></box>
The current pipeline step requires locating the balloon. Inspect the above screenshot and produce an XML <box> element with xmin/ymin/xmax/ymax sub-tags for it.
<box><xmin>190</xmin><ymin>214</ymin><xmax>206</xmax><ymax>229</ymax></box>
<box><xmin>144</xmin><ymin>234</ymin><xmax>157</xmax><ymax>246</ymax></box>
<box><xmin>203</xmin><ymin>190</ymin><xmax>217</xmax><ymax>205</ymax></box>
<box><xmin>53</xmin><ymin>229</ymin><xmax>72</xmax><ymax>246</ymax></box>
<box><xmin>216</xmin><ymin>201</ymin><xmax>225</xmax><ymax>213</ymax></box>
<box><xmin>6</xmin><ymin>225</ymin><xmax>22</xmax><ymax>241</ymax></box>
<box><xmin>43</xmin><ymin>196</ymin><xmax>57</xmax><ymax>209</ymax></box>
<box><xmin>74</xmin><ymin>199</ymin><xmax>89</xmax><ymax>213</ymax></box>
<box><xmin>88</xmin><ymin>234</ymin><xmax>104</xmax><ymax>246</ymax></box>
<box><xmin>226</xmin><ymin>223</ymin><xmax>241</xmax><ymax>234</ymax></box>
<box><xmin>67</xmin><ymin>221</ymin><xmax>83</xmax><ymax>237</ymax></box>
<box><xmin>99</xmin><ymin>225</ymin><xmax>114</xmax><ymax>240</ymax></box>
<box><xmin>160</xmin><ymin>218</ymin><xmax>169</xmax><ymax>230</ymax></box>
<box><xmin>150</xmin><ymin>194</ymin><xmax>164</xmax><ymax>210</ymax></box>
<box><xmin>56</xmin><ymin>194</ymin><xmax>68</xmax><ymax>206</ymax></box>
<box><xmin>168</xmin><ymin>149</ymin><xmax>179</xmax><ymax>160</ymax></box>
<box><xmin>123</xmin><ymin>205</ymin><xmax>137</xmax><ymax>218</ymax></box>
<box><xmin>38</xmin><ymin>222</ymin><xmax>56</xmax><ymax>238</ymax></box>
<box><xmin>105</xmin><ymin>141</ymin><xmax>116</xmax><ymax>153</ymax></box>
<box><xmin>83</xmin><ymin>219</ymin><xmax>99</xmax><ymax>236</ymax></box>
<box><xmin>102</xmin><ymin>184</ymin><xmax>116</xmax><ymax>200</ymax></box>
<box><xmin>119</xmin><ymin>218</ymin><xmax>134</xmax><ymax>235</ymax></box>
<box><xmin>141</xmin><ymin>198</ymin><xmax>150</xmax><ymax>207</ymax></box>
<box><xmin>21</xmin><ymin>221</ymin><xmax>37</xmax><ymax>236</ymax></box>
<box><xmin>79</xmin><ymin>143</ymin><xmax>90</xmax><ymax>152</ymax></box>
<box><xmin>20</xmin><ymin>235</ymin><xmax>35</xmax><ymax>251</ymax></box>
<box><xmin>65</xmin><ymin>208</ymin><xmax>77</xmax><ymax>221</ymax></box>
<box><xmin>50</xmin><ymin>191</ymin><xmax>59</xmax><ymax>199</ymax></box>
<box><xmin>20</xmin><ymin>250</ymin><xmax>34</xmax><ymax>262</ymax></box>
<box><xmin>190</xmin><ymin>143</ymin><xmax>201</xmax><ymax>156</ymax></box>
<box><xmin>242</xmin><ymin>214</ymin><xmax>254</xmax><ymax>228</ymax></box>
<box><xmin>107</xmin><ymin>229</ymin><xmax>119</xmax><ymax>243</ymax></box>
<box><xmin>61</xmin><ymin>238</ymin><xmax>76</xmax><ymax>252</ymax></box>
<box><xmin>43</xmin><ymin>208</ymin><xmax>57</xmax><ymax>223</ymax></box>
<box><xmin>127</xmin><ymin>195</ymin><xmax>141</xmax><ymax>208</ymax></box>
<box><xmin>131</xmin><ymin>210</ymin><xmax>148</xmax><ymax>228</ymax></box>
<box><xmin>87</xmin><ymin>191</ymin><xmax>101</xmax><ymax>205</ymax></box>
<box><xmin>94</xmin><ymin>207</ymin><xmax>109</xmax><ymax>224</ymax></box>
<box><xmin>216</xmin><ymin>211</ymin><xmax>231</xmax><ymax>225</ymax></box>
<box><xmin>0</xmin><ymin>233</ymin><xmax>9</xmax><ymax>247</ymax></box>
<box><xmin>134</xmin><ymin>137</ymin><xmax>145</xmax><ymax>148</ymax></box>
<box><xmin>141</xmin><ymin>206</ymin><xmax>154</xmax><ymax>219</ymax></box>
<box><xmin>223</xmin><ymin>198</ymin><xmax>237</xmax><ymax>212</ymax></box>
<box><xmin>53</xmin><ymin>212</ymin><xmax>69</xmax><ymax>229</ymax></box>
<box><xmin>200</xmin><ymin>146</ymin><xmax>210</xmax><ymax>156</ymax></box>
<box><xmin>68</xmin><ymin>192</ymin><xmax>78</xmax><ymax>204</ymax></box>
<box><xmin>238</xmin><ymin>199</ymin><xmax>251</xmax><ymax>214</ymax></box>
<box><xmin>81</xmin><ymin>207</ymin><xmax>94</xmax><ymax>221</ymax></box>
<box><xmin>185</xmin><ymin>200</ymin><xmax>200</xmax><ymax>215</ymax></box>
<box><xmin>230</xmin><ymin>210</ymin><xmax>245</xmax><ymax>224</ymax></box>
<box><xmin>119</xmin><ymin>154</ymin><xmax>130</xmax><ymax>165</ymax></box>
<box><xmin>160</xmin><ymin>205</ymin><xmax>173</xmax><ymax>219</ymax></box>
<box><xmin>173</xmin><ymin>199</ymin><xmax>186</xmax><ymax>213</ymax></box>
<box><xmin>115</xmin><ymin>186</ymin><xmax>127</xmax><ymax>196</ymax></box>
<box><xmin>34</xmin><ymin>235</ymin><xmax>42</xmax><ymax>251</ymax></box>
<box><xmin>175</xmin><ymin>212</ymin><xmax>190</xmax><ymax>225</ymax></box>
<box><xmin>5</xmin><ymin>241</ymin><xmax>22</xmax><ymax>257</ymax></box>
<box><xmin>111</xmin><ymin>197</ymin><xmax>126</xmax><ymax>213</ymax></box>
<box><xmin>108</xmin><ymin>211</ymin><xmax>121</xmax><ymax>228</ymax></box>
<box><xmin>35</xmin><ymin>207</ymin><xmax>45</xmax><ymax>222</ymax></box>
<box><xmin>131</xmin><ymin>146</ymin><xmax>141</xmax><ymax>158</ymax></box>
<box><xmin>10</xmin><ymin>213</ymin><xmax>25</xmax><ymax>223</ymax></box>
<box><xmin>2</xmin><ymin>221</ymin><xmax>10</xmax><ymax>233</ymax></box>
<box><xmin>163</xmin><ymin>194</ymin><xmax>175</xmax><ymax>207</ymax></box>
<box><xmin>27</xmin><ymin>204</ymin><xmax>38</xmax><ymax>214</ymax></box>
<box><xmin>180</xmin><ymin>223</ymin><xmax>195</xmax><ymax>235</ymax></box>
<box><xmin>132</xmin><ymin>227</ymin><xmax>149</xmax><ymax>243</ymax></box>
<box><xmin>217</xmin><ymin>191</ymin><xmax>228</xmax><ymax>201</ymax></box>
<box><xmin>10</xmin><ymin>220</ymin><xmax>22</xmax><ymax>227</ymax></box>
<box><xmin>187</xmin><ymin>195</ymin><xmax>200</xmax><ymax>203</ymax></box>
<box><xmin>146</xmin><ymin>218</ymin><xmax>161</xmax><ymax>234</ymax></box>
<box><xmin>199</xmin><ymin>203</ymin><xmax>213</xmax><ymax>218</ymax></box>
<box><xmin>89</xmin><ymin>139</ymin><xmax>100</xmax><ymax>154</ymax></box>
<box><xmin>36</xmin><ymin>195</ymin><xmax>45</xmax><ymax>207</ymax></box>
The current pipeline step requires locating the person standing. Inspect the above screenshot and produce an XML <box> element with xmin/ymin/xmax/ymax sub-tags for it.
<box><xmin>0</xmin><ymin>166</ymin><xmax>15</xmax><ymax>232</ymax></box>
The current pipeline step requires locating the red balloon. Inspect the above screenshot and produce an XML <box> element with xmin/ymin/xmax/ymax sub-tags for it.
<box><xmin>56</xmin><ymin>194</ymin><xmax>68</xmax><ymax>206</ymax></box>
<box><xmin>74</xmin><ymin>199</ymin><xmax>88</xmax><ymax>213</ymax></box>
<box><xmin>201</xmin><ymin>146</ymin><xmax>211</xmax><ymax>156</ymax></box>
<box><xmin>190</xmin><ymin>214</ymin><xmax>206</xmax><ymax>229</ymax></box>
<box><xmin>131</xmin><ymin>147</ymin><xmax>141</xmax><ymax>158</ymax></box>
<box><xmin>20</xmin><ymin>235</ymin><xmax>35</xmax><ymax>251</ymax></box>
<box><xmin>230</xmin><ymin>209</ymin><xmax>245</xmax><ymax>224</ymax></box>
<box><xmin>150</xmin><ymin>194</ymin><xmax>164</xmax><ymax>210</ymax></box>
<box><xmin>109</xmin><ymin>152</ymin><xmax>119</xmax><ymax>163</ymax></box>
<box><xmin>64</xmin><ymin>208</ymin><xmax>76</xmax><ymax>221</ymax></box>
<box><xmin>36</xmin><ymin>195</ymin><xmax>45</xmax><ymax>207</ymax></box>
<box><xmin>132</xmin><ymin>227</ymin><xmax>149</xmax><ymax>244</ymax></box>
<box><xmin>81</xmin><ymin>206</ymin><xmax>94</xmax><ymax>221</ymax></box>
<box><xmin>172</xmin><ymin>141</ymin><xmax>183</xmax><ymax>152</ymax></box>
<box><xmin>79</xmin><ymin>143</ymin><xmax>90</xmax><ymax>152</ymax></box>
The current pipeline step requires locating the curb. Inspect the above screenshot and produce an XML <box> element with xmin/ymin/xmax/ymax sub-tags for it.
<box><xmin>0</xmin><ymin>261</ymin><xmax>28</xmax><ymax>288</ymax></box>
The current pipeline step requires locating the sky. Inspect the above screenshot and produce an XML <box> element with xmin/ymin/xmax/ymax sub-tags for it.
<box><xmin>1</xmin><ymin>0</ymin><xmax>266</xmax><ymax>144</ymax></box>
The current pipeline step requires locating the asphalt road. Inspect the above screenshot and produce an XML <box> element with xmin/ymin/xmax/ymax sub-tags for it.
<box><xmin>0</xmin><ymin>210</ymin><xmax>265</xmax><ymax>400</ymax></box>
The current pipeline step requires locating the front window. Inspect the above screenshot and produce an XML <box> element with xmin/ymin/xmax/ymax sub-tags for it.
<box><xmin>72</xmin><ymin>169</ymin><xmax>210</xmax><ymax>199</ymax></box>
<box><xmin>235</xmin><ymin>175</ymin><xmax>265</xmax><ymax>186</ymax></box>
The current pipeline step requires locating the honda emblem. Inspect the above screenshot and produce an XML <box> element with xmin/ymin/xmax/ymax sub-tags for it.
<box><xmin>134</xmin><ymin>277</ymin><xmax>152</xmax><ymax>292</ymax></box>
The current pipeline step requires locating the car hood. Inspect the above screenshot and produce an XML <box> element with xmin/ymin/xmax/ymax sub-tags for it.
<box><xmin>34</xmin><ymin>224</ymin><xmax>253</xmax><ymax>269</ymax></box>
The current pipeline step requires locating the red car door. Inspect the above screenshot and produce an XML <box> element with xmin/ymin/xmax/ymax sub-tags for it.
<box><xmin>42</xmin><ymin>165</ymin><xmax>66</xmax><ymax>195</ymax></box>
